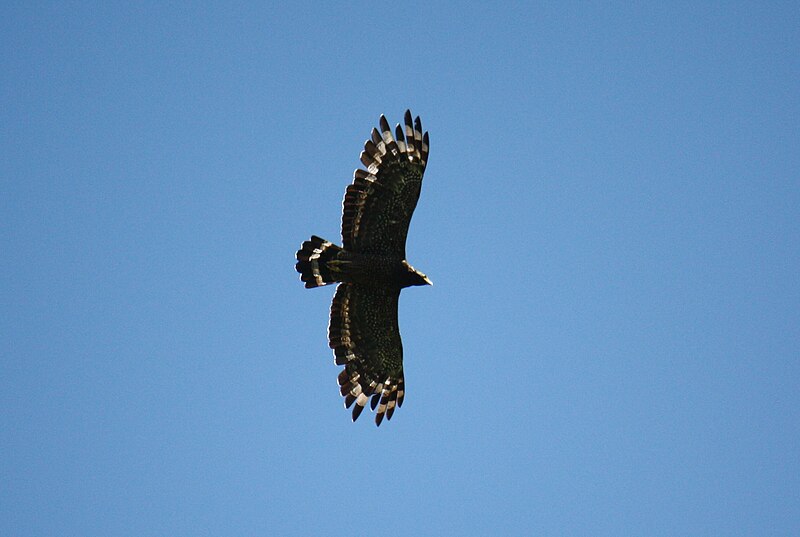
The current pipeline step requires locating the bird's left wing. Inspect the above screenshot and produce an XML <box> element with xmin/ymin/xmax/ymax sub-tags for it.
<box><xmin>328</xmin><ymin>283</ymin><xmax>405</xmax><ymax>426</ymax></box>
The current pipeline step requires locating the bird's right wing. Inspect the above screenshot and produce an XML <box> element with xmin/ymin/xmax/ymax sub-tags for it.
<box><xmin>341</xmin><ymin>110</ymin><xmax>429</xmax><ymax>258</ymax></box>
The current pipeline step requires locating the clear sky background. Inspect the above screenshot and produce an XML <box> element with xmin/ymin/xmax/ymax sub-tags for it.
<box><xmin>2</xmin><ymin>2</ymin><xmax>798</xmax><ymax>536</ymax></box>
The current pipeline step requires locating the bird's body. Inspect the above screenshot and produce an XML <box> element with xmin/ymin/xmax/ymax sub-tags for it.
<box><xmin>295</xmin><ymin>111</ymin><xmax>430</xmax><ymax>426</ymax></box>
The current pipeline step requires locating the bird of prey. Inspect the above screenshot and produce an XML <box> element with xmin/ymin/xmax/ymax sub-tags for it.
<box><xmin>295</xmin><ymin>110</ymin><xmax>431</xmax><ymax>426</ymax></box>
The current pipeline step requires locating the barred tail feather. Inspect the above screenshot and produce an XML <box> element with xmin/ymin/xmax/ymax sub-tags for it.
<box><xmin>295</xmin><ymin>236</ymin><xmax>342</xmax><ymax>288</ymax></box>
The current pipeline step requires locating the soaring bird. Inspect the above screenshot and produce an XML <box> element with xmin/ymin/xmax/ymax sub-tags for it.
<box><xmin>295</xmin><ymin>110</ymin><xmax>431</xmax><ymax>426</ymax></box>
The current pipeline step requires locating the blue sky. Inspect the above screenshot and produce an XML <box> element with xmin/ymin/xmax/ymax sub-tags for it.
<box><xmin>2</xmin><ymin>2</ymin><xmax>798</xmax><ymax>535</ymax></box>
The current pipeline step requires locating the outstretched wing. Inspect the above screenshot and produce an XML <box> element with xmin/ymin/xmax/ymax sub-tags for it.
<box><xmin>328</xmin><ymin>283</ymin><xmax>405</xmax><ymax>426</ymax></box>
<box><xmin>341</xmin><ymin>110</ymin><xmax>429</xmax><ymax>258</ymax></box>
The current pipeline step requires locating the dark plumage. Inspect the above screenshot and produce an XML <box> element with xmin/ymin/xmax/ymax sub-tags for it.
<box><xmin>295</xmin><ymin>110</ymin><xmax>431</xmax><ymax>426</ymax></box>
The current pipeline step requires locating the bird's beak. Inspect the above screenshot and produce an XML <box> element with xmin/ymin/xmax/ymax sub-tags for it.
<box><xmin>423</xmin><ymin>275</ymin><xmax>433</xmax><ymax>286</ymax></box>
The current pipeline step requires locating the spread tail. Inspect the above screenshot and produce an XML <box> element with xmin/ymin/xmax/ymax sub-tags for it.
<box><xmin>295</xmin><ymin>236</ymin><xmax>343</xmax><ymax>288</ymax></box>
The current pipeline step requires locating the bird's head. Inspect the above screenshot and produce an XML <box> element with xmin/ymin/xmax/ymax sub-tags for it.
<box><xmin>401</xmin><ymin>260</ymin><xmax>432</xmax><ymax>287</ymax></box>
